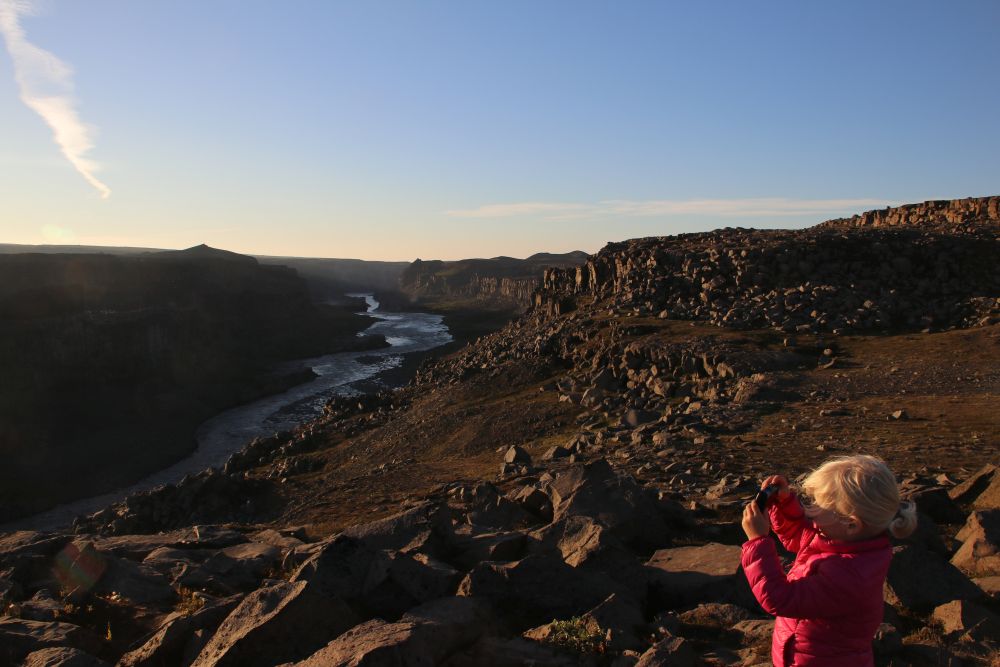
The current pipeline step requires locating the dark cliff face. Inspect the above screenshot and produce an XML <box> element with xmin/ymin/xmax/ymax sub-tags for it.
<box><xmin>0</xmin><ymin>247</ymin><xmax>378</xmax><ymax>521</ymax></box>
<box><xmin>399</xmin><ymin>252</ymin><xmax>589</xmax><ymax>311</ymax></box>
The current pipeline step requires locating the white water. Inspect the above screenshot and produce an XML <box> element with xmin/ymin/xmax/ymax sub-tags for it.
<box><xmin>6</xmin><ymin>295</ymin><xmax>450</xmax><ymax>532</ymax></box>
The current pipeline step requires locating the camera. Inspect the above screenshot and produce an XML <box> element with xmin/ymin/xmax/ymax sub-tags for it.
<box><xmin>755</xmin><ymin>484</ymin><xmax>780</xmax><ymax>511</ymax></box>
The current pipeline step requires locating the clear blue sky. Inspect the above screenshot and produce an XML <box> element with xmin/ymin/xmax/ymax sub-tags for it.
<box><xmin>1</xmin><ymin>1</ymin><xmax>998</xmax><ymax>260</ymax></box>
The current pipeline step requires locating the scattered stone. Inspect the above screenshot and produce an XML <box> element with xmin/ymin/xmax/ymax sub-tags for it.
<box><xmin>890</xmin><ymin>410</ymin><xmax>909</xmax><ymax>421</ymax></box>
<box><xmin>503</xmin><ymin>446</ymin><xmax>532</xmax><ymax>466</ymax></box>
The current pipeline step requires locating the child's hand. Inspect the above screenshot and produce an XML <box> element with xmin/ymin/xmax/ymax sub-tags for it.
<box><xmin>761</xmin><ymin>474</ymin><xmax>791</xmax><ymax>502</ymax></box>
<box><xmin>742</xmin><ymin>501</ymin><xmax>770</xmax><ymax>540</ymax></box>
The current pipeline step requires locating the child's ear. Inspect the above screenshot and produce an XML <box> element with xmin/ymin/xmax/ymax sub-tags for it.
<box><xmin>845</xmin><ymin>515</ymin><xmax>864</xmax><ymax>536</ymax></box>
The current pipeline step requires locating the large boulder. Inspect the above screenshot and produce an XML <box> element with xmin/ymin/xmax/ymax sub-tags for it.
<box><xmin>22</xmin><ymin>647</ymin><xmax>110</xmax><ymax>667</ymax></box>
<box><xmin>117</xmin><ymin>594</ymin><xmax>242</xmax><ymax>667</ymax></box>
<box><xmin>949</xmin><ymin>464</ymin><xmax>998</xmax><ymax>505</ymax></box>
<box><xmin>951</xmin><ymin>510</ymin><xmax>1000</xmax><ymax>576</ymax></box>
<box><xmin>884</xmin><ymin>544</ymin><xmax>981</xmax><ymax>611</ymax></box>
<box><xmin>0</xmin><ymin>618</ymin><xmax>102</xmax><ymax>666</ymax></box>
<box><xmin>341</xmin><ymin>502</ymin><xmax>454</xmax><ymax>557</ymax></box>
<box><xmin>288</xmin><ymin>597</ymin><xmax>494</xmax><ymax>666</ymax></box>
<box><xmin>457</xmin><ymin>553</ymin><xmax>623</xmax><ymax>630</ymax></box>
<box><xmin>547</xmin><ymin>459</ymin><xmax>673</xmax><ymax>552</ymax></box>
<box><xmin>442</xmin><ymin>637</ymin><xmax>581</xmax><ymax>667</ymax></box>
<box><xmin>190</xmin><ymin>581</ymin><xmax>359</xmax><ymax>667</ymax></box>
<box><xmin>532</xmin><ymin>515</ymin><xmax>648</xmax><ymax>600</ymax></box>
<box><xmin>635</xmin><ymin>636</ymin><xmax>696</xmax><ymax>667</ymax></box>
<box><xmin>175</xmin><ymin>542</ymin><xmax>282</xmax><ymax>593</ymax></box>
<box><xmin>645</xmin><ymin>543</ymin><xmax>755</xmax><ymax>610</ymax></box>
<box><xmin>292</xmin><ymin>534</ymin><xmax>461</xmax><ymax>619</ymax></box>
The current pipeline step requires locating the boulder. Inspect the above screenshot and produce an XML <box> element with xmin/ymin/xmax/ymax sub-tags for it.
<box><xmin>951</xmin><ymin>510</ymin><xmax>1000</xmax><ymax>576</ymax></box>
<box><xmin>20</xmin><ymin>589</ymin><xmax>64</xmax><ymax>622</ymax></box>
<box><xmin>503</xmin><ymin>446</ymin><xmax>532</xmax><ymax>466</ymax></box>
<box><xmin>508</xmin><ymin>486</ymin><xmax>554</xmax><ymax>523</ymax></box>
<box><xmin>0</xmin><ymin>618</ymin><xmax>102</xmax><ymax>666</ymax></box>
<box><xmin>532</xmin><ymin>516</ymin><xmax>647</xmax><ymax>599</ymax></box>
<box><xmin>677</xmin><ymin>602</ymin><xmax>753</xmax><ymax>628</ymax></box>
<box><xmin>292</xmin><ymin>534</ymin><xmax>461</xmax><ymax>619</ymax></box>
<box><xmin>930</xmin><ymin>599</ymin><xmax>1000</xmax><ymax>640</ymax></box>
<box><xmin>457</xmin><ymin>553</ymin><xmax>622</xmax><ymax>630</ymax></box>
<box><xmin>22</xmin><ymin>647</ymin><xmax>110</xmax><ymax>667</ymax></box>
<box><xmin>635</xmin><ymin>636</ymin><xmax>696</xmax><ymax>667</ymax></box>
<box><xmin>117</xmin><ymin>594</ymin><xmax>242</xmax><ymax>667</ymax></box>
<box><xmin>907</xmin><ymin>487</ymin><xmax>966</xmax><ymax>525</ymax></box>
<box><xmin>290</xmin><ymin>536</ymin><xmax>392</xmax><ymax>603</ymax></box>
<box><xmin>288</xmin><ymin>597</ymin><xmax>494</xmax><ymax>666</ymax></box>
<box><xmin>452</xmin><ymin>531</ymin><xmax>529</xmax><ymax>570</ymax></box>
<box><xmin>190</xmin><ymin>580</ymin><xmax>359</xmax><ymax>667</ymax></box>
<box><xmin>91</xmin><ymin>554</ymin><xmax>177</xmax><ymax>606</ymax></box>
<box><xmin>884</xmin><ymin>544</ymin><xmax>981</xmax><ymax>611</ymax></box>
<box><xmin>442</xmin><ymin>636</ymin><xmax>581</xmax><ymax>667</ymax></box>
<box><xmin>948</xmin><ymin>464</ymin><xmax>998</xmax><ymax>505</ymax></box>
<box><xmin>176</xmin><ymin>542</ymin><xmax>282</xmax><ymax>593</ymax></box>
<box><xmin>732</xmin><ymin>619</ymin><xmax>775</xmax><ymax>644</ymax></box>
<box><xmin>645</xmin><ymin>543</ymin><xmax>755</xmax><ymax>610</ymax></box>
<box><xmin>340</xmin><ymin>502</ymin><xmax>453</xmax><ymax>556</ymax></box>
<box><xmin>548</xmin><ymin>459</ymin><xmax>672</xmax><ymax>552</ymax></box>
<box><xmin>579</xmin><ymin>593</ymin><xmax>646</xmax><ymax>652</ymax></box>
<box><xmin>970</xmin><ymin>472</ymin><xmax>1000</xmax><ymax>510</ymax></box>
<box><xmin>542</xmin><ymin>446</ymin><xmax>571</xmax><ymax>461</ymax></box>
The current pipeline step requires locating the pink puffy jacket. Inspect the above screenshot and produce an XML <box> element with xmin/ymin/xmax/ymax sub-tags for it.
<box><xmin>741</xmin><ymin>492</ymin><xmax>891</xmax><ymax>667</ymax></box>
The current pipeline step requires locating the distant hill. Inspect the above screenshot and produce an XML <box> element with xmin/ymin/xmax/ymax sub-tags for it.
<box><xmin>0</xmin><ymin>243</ymin><xmax>412</xmax><ymax>300</ymax></box>
<box><xmin>256</xmin><ymin>255</ymin><xmax>409</xmax><ymax>299</ymax></box>
<box><xmin>0</xmin><ymin>245</ymin><xmax>380</xmax><ymax>521</ymax></box>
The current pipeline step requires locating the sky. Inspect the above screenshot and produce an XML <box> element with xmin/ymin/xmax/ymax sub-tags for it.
<box><xmin>1</xmin><ymin>1</ymin><xmax>998</xmax><ymax>261</ymax></box>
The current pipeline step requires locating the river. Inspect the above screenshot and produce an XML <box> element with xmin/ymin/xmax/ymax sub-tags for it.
<box><xmin>7</xmin><ymin>295</ymin><xmax>450</xmax><ymax>532</ymax></box>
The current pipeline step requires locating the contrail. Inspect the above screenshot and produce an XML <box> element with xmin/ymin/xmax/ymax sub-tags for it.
<box><xmin>0</xmin><ymin>0</ymin><xmax>111</xmax><ymax>198</ymax></box>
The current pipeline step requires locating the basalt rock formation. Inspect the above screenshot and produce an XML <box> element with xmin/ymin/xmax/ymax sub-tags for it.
<box><xmin>400</xmin><ymin>252</ymin><xmax>589</xmax><ymax>311</ymax></box>
<box><xmin>536</xmin><ymin>198</ymin><xmax>1000</xmax><ymax>332</ymax></box>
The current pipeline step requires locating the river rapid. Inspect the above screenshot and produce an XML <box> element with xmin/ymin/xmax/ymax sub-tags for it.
<box><xmin>8</xmin><ymin>295</ymin><xmax>450</xmax><ymax>532</ymax></box>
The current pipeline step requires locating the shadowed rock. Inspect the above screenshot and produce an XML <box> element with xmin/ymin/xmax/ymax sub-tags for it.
<box><xmin>190</xmin><ymin>581</ymin><xmax>358</xmax><ymax>667</ymax></box>
<box><xmin>287</xmin><ymin>597</ymin><xmax>494</xmax><ymax>666</ymax></box>
<box><xmin>951</xmin><ymin>510</ymin><xmax>1000</xmax><ymax>577</ymax></box>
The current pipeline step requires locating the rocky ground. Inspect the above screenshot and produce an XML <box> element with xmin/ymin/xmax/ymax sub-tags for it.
<box><xmin>1</xmin><ymin>198</ymin><xmax>999</xmax><ymax>666</ymax></box>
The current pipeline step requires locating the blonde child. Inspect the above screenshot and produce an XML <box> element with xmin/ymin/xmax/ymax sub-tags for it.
<box><xmin>741</xmin><ymin>455</ymin><xmax>917</xmax><ymax>667</ymax></box>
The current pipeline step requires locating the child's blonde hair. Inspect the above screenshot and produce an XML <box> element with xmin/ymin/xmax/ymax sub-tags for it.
<box><xmin>801</xmin><ymin>454</ymin><xmax>917</xmax><ymax>538</ymax></box>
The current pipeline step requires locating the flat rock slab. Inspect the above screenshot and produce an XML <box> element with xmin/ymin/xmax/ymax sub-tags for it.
<box><xmin>646</xmin><ymin>542</ymin><xmax>754</xmax><ymax>609</ymax></box>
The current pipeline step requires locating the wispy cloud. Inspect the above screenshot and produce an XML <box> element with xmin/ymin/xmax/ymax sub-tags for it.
<box><xmin>446</xmin><ymin>198</ymin><xmax>897</xmax><ymax>221</ymax></box>
<box><xmin>0</xmin><ymin>0</ymin><xmax>111</xmax><ymax>198</ymax></box>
